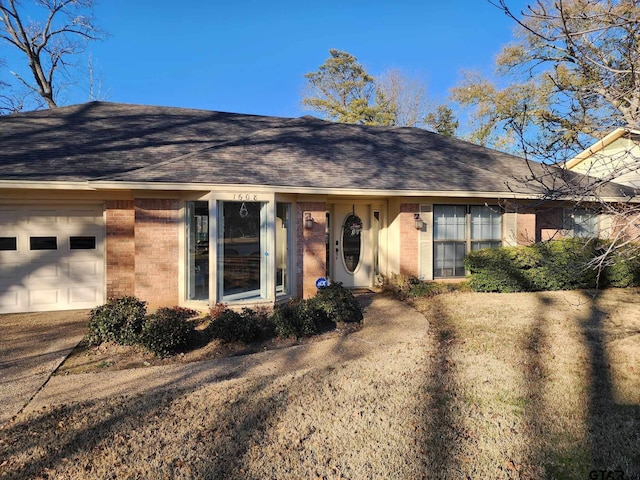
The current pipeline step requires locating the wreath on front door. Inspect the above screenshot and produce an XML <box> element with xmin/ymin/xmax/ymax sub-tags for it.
<box><xmin>347</xmin><ymin>215</ymin><xmax>363</xmax><ymax>236</ymax></box>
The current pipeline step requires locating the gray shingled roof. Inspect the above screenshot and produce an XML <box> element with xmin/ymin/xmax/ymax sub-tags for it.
<box><xmin>0</xmin><ymin>101</ymin><xmax>634</xmax><ymax>199</ymax></box>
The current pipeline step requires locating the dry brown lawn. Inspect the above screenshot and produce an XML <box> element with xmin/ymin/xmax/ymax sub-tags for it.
<box><xmin>1</xmin><ymin>289</ymin><xmax>639</xmax><ymax>479</ymax></box>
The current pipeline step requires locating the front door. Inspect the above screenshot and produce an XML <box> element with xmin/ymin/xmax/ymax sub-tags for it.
<box><xmin>331</xmin><ymin>204</ymin><xmax>372</xmax><ymax>288</ymax></box>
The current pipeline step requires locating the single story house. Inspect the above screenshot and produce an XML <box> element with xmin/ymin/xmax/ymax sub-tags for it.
<box><xmin>0</xmin><ymin>102</ymin><xmax>636</xmax><ymax>314</ymax></box>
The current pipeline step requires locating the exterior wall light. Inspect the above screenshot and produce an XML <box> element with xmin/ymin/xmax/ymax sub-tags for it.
<box><xmin>304</xmin><ymin>212</ymin><xmax>314</xmax><ymax>229</ymax></box>
<box><xmin>414</xmin><ymin>213</ymin><xmax>425</xmax><ymax>230</ymax></box>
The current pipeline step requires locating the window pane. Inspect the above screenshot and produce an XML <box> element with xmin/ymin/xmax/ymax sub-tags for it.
<box><xmin>70</xmin><ymin>236</ymin><xmax>96</xmax><ymax>250</ymax></box>
<box><xmin>472</xmin><ymin>240</ymin><xmax>502</xmax><ymax>251</ymax></box>
<box><xmin>434</xmin><ymin>241</ymin><xmax>466</xmax><ymax>277</ymax></box>
<box><xmin>30</xmin><ymin>237</ymin><xmax>57</xmax><ymax>250</ymax></box>
<box><xmin>276</xmin><ymin>203</ymin><xmax>291</xmax><ymax>295</ymax></box>
<box><xmin>571</xmin><ymin>209</ymin><xmax>599</xmax><ymax>238</ymax></box>
<box><xmin>434</xmin><ymin>205</ymin><xmax>466</xmax><ymax>240</ymax></box>
<box><xmin>373</xmin><ymin>210</ymin><xmax>380</xmax><ymax>276</ymax></box>
<box><xmin>186</xmin><ymin>201</ymin><xmax>209</xmax><ymax>301</ymax></box>
<box><xmin>221</xmin><ymin>201</ymin><xmax>265</xmax><ymax>299</ymax></box>
<box><xmin>342</xmin><ymin>214</ymin><xmax>362</xmax><ymax>273</ymax></box>
<box><xmin>470</xmin><ymin>206</ymin><xmax>502</xmax><ymax>242</ymax></box>
<box><xmin>0</xmin><ymin>237</ymin><xmax>17</xmax><ymax>251</ymax></box>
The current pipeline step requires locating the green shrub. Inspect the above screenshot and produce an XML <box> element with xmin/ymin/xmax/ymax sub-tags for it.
<box><xmin>465</xmin><ymin>247</ymin><xmax>534</xmax><ymax>292</ymax></box>
<box><xmin>271</xmin><ymin>299</ymin><xmax>321</xmax><ymax>339</ymax></box>
<box><xmin>87</xmin><ymin>296</ymin><xmax>147</xmax><ymax>346</ymax></box>
<box><xmin>529</xmin><ymin>239</ymin><xmax>599</xmax><ymax>290</ymax></box>
<box><xmin>406</xmin><ymin>279</ymin><xmax>470</xmax><ymax>298</ymax></box>
<box><xmin>465</xmin><ymin>239</ymin><xmax>640</xmax><ymax>292</ymax></box>
<box><xmin>310</xmin><ymin>282</ymin><xmax>363</xmax><ymax>323</ymax></box>
<box><xmin>206</xmin><ymin>307</ymin><xmax>273</xmax><ymax>344</ymax></box>
<box><xmin>140</xmin><ymin>307</ymin><xmax>198</xmax><ymax>357</ymax></box>
<box><xmin>598</xmin><ymin>243</ymin><xmax>640</xmax><ymax>287</ymax></box>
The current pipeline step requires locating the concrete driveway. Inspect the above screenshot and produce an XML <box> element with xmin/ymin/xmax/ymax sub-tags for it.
<box><xmin>0</xmin><ymin>310</ymin><xmax>88</xmax><ymax>424</ymax></box>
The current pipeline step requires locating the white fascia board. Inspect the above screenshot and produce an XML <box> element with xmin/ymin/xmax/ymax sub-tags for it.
<box><xmin>567</xmin><ymin>127</ymin><xmax>640</xmax><ymax>169</ymax></box>
<box><xmin>0</xmin><ymin>180</ymin><xmax>96</xmax><ymax>190</ymax></box>
<box><xmin>89</xmin><ymin>180</ymin><xmax>542</xmax><ymax>199</ymax></box>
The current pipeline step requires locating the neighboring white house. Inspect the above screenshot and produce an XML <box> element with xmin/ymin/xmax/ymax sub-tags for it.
<box><xmin>566</xmin><ymin>127</ymin><xmax>640</xmax><ymax>189</ymax></box>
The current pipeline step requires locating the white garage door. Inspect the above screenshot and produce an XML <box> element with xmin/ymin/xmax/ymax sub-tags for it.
<box><xmin>0</xmin><ymin>205</ymin><xmax>105</xmax><ymax>313</ymax></box>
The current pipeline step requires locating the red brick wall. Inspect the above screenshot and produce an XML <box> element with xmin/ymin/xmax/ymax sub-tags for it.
<box><xmin>105</xmin><ymin>200</ymin><xmax>135</xmax><ymax>298</ymax></box>
<box><xmin>134</xmin><ymin>199</ymin><xmax>180</xmax><ymax>309</ymax></box>
<box><xmin>399</xmin><ymin>203</ymin><xmax>419</xmax><ymax>276</ymax></box>
<box><xmin>516</xmin><ymin>207</ymin><xmax>537</xmax><ymax>245</ymax></box>
<box><xmin>296</xmin><ymin>202</ymin><xmax>326</xmax><ymax>299</ymax></box>
<box><xmin>537</xmin><ymin>206</ymin><xmax>566</xmax><ymax>241</ymax></box>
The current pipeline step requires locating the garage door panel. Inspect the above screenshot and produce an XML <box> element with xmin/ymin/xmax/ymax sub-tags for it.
<box><xmin>66</xmin><ymin>209</ymin><xmax>103</xmax><ymax>223</ymax></box>
<box><xmin>0</xmin><ymin>208</ymin><xmax>19</xmax><ymax>225</ymax></box>
<box><xmin>29</xmin><ymin>288</ymin><xmax>60</xmax><ymax>306</ymax></box>
<box><xmin>0</xmin><ymin>287</ymin><xmax>21</xmax><ymax>310</ymax></box>
<box><xmin>0</xmin><ymin>205</ymin><xmax>105</xmax><ymax>313</ymax></box>
<box><xmin>28</xmin><ymin>263</ymin><xmax>61</xmax><ymax>280</ymax></box>
<box><xmin>68</xmin><ymin>259</ymin><xmax>100</xmax><ymax>278</ymax></box>
<box><xmin>27</xmin><ymin>209</ymin><xmax>59</xmax><ymax>225</ymax></box>
<box><xmin>69</xmin><ymin>286</ymin><xmax>100</xmax><ymax>305</ymax></box>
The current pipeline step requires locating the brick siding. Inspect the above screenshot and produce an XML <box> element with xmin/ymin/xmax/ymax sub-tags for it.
<box><xmin>296</xmin><ymin>202</ymin><xmax>326</xmax><ymax>298</ymax></box>
<box><xmin>134</xmin><ymin>199</ymin><xmax>180</xmax><ymax>309</ymax></box>
<box><xmin>399</xmin><ymin>203</ymin><xmax>419</xmax><ymax>276</ymax></box>
<box><xmin>105</xmin><ymin>200</ymin><xmax>135</xmax><ymax>298</ymax></box>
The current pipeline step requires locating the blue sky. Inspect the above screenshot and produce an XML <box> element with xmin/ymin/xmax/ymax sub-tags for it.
<box><xmin>5</xmin><ymin>0</ymin><xmax>529</xmax><ymax>119</ymax></box>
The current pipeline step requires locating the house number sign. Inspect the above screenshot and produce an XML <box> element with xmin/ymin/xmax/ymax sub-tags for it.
<box><xmin>233</xmin><ymin>193</ymin><xmax>260</xmax><ymax>201</ymax></box>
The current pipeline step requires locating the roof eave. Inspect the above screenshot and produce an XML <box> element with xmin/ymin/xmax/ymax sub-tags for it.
<box><xmin>566</xmin><ymin>127</ymin><xmax>640</xmax><ymax>169</ymax></box>
<box><xmin>0</xmin><ymin>180</ymin><xmax>97</xmax><ymax>190</ymax></box>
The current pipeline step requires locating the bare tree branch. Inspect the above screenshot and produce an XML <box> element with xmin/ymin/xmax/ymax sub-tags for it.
<box><xmin>0</xmin><ymin>0</ymin><xmax>104</xmax><ymax>110</ymax></box>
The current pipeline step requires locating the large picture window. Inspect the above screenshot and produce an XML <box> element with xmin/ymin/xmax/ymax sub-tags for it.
<box><xmin>219</xmin><ymin>201</ymin><xmax>267</xmax><ymax>300</ymax></box>
<box><xmin>434</xmin><ymin>205</ymin><xmax>503</xmax><ymax>278</ymax></box>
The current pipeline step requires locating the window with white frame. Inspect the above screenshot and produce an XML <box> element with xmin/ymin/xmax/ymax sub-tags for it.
<box><xmin>434</xmin><ymin>205</ymin><xmax>503</xmax><ymax>278</ymax></box>
<box><xmin>434</xmin><ymin>205</ymin><xmax>467</xmax><ymax>278</ymax></box>
<box><xmin>565</xmin><ymin>208</ymin><xmax>599</xmax><ymax>238</ymax></box>
<box><xmin>471</xmin><ymin>205</ymin><xmax>503</xmax><ymax>250</ymax></box>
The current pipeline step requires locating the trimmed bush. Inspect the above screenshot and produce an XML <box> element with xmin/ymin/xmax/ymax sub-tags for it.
<box><xmin>464</xmin><ymin>247</ymin><xmax>530</xmax><ymax>292</ymax></box>
<box><xmin>271</xmin><ymin>299</ymin><xmax>321</xmax><ymax>340</ymax></box>
<box><xmin>310</xmin><ymin>282</ymin><xmax>363</xmax><ymax>323</ymax></box>
<box><xmin>206</xmin><ymin>307</ymin><xmax>273</xmax><ymax>344</ymax></box>
<box><xmin>140</xmin><ymin>307</ymin><xmax>198</xmax><ymax>357</ymax></box>
<box><xmin>601</xmin><ymin>247</ymin><xmax>640</xmax><ymax>287</ymax></box>
<box><xmin>87</xmin><ymin>296</ymin><xmax>147</xmax><ymax>346</ymax></box>
<box><xmin>465</xmin><ymin>239</ymin><xmax>640</xmax><ymax>292</ymax></box>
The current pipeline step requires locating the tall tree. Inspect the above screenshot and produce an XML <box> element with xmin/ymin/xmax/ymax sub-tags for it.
<box><xmin>452</xmin><ymin>0</ymin><xmax>640</xmax><ymax>157</ymax></box>
<box><xmin>425</xmin><ymin>105</ymin><xmax>459</xmax><ymax>137</ymax></box>
<box><xmin>376</xmin><ymin>68</ymin><xmax>431</xmax><ymax>128</ymax></box>
<box><xmin>455</xmin><ymin>0</ymin><xmax>640</xmax><ymax>272</ymax></box>
<box><xmin>0</xmin><ymin>0</ymin><xmax>104</xmax><ymax>110</ymax></box>
<box><xmin>303</xmin><ymin>49</ymin><xmax>459</xmax><ymax>132</ymax></box>
<box><xmin>302</xmin><ymin>49</ymin><xmax>394</xmax><ymax>125</ymax></box>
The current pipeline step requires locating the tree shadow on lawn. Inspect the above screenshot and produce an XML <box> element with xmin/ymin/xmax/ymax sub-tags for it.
<box><xmin>415</xmin><ymin>289</ymin><xmax>640</xmax><ymax>478</ymax></box>
<box><xmin>579</xmin><ymin>291</ymin><xmax>640</xmax><ymax>476</ymax></box>
<box><xmin>0</xmin><ymin>369</ymin><xmax>288</xmax><ymax>479</ymax></box>
<box><xmin>0</xmin><ymin>311</ymin><xmax>377</xmax><ymax>478</ymax></box>
<box><xmin>525</xmin><ymin>291</ymin><xmax>640</xmax><ymax>478</ymax></box>
<box><xmin>418</xmin><ymin>296</ymin><xmax>465</xmax><ymax>478</ymax></box>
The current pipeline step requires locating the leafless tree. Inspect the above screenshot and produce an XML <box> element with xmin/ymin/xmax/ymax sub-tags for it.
<box><xmin>0</xmin><ymin>0</ymin><xmax>104</xmax><ymax>110</ymax></box>
<box><xmin>376</xmin><ymin>69</ymin><xmax>431</xmax><ymax>128</ymax></box>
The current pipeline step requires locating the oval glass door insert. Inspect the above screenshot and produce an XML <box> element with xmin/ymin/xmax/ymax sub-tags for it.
<box><xmin>342</xmin><ymin>214</ymin><xmax>362</xmax><ymax>273</ymax></box>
